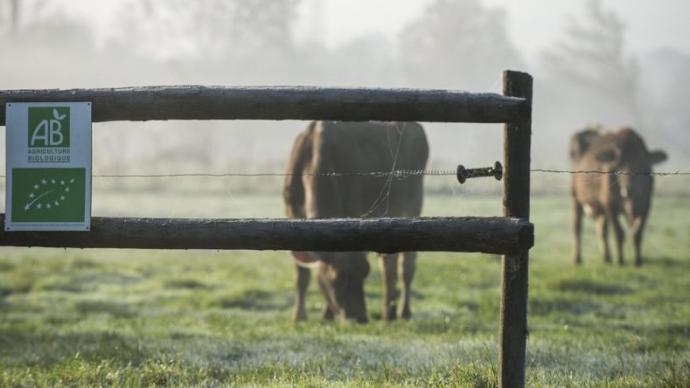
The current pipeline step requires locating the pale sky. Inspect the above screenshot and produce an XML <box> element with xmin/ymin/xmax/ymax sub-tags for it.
<box><xmin>317</xmin><ymin>0</ymin><xmax>690</xmax><ymax>56</ymax></box>
<box><xmin>42</xmin><ymin>0</ymin><xmax>690</xmax><ymax>58</ymax></box>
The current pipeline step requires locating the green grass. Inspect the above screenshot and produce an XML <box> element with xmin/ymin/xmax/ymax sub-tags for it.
<box><xmin>0</xmin><ymin>192</ymin><xmax>689</xmax><ymax>387</ymax></box>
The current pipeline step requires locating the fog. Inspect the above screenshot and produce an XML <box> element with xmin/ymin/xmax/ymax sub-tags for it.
<box><xmin>1</xmin><ymin>0</ymin><xmax>689</xmax><ymax>193</ymax></box>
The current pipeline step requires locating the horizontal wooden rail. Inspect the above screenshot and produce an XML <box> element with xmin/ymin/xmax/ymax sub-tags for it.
<box><xmin>0</xmin><ymin>215</ymin><xmax>533</xmax><ymax>255</ymax></box>
<box><xmin>0</xmin><ymin>86</ymin><xmax>527</xmax><ymax>125</ymax></box>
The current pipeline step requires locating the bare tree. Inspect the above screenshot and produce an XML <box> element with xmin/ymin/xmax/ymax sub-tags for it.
<box><xmin>0</xmin><ymin>0</ymin><xmax>20</xmax><ymax>34</ymax></box>
<box><xmin>122</xmin><ymin>0</ymin><xmax>300</xmax><ymax>61</ymax></box>
<box><xmin>9</xmin><ymin>0</ymin><xmax>19</xmax><ymax>33</ymax></box>
<box><xmin>399</xmin><ymin>0</ymin><xmax>522</xmax><ymax>90</ymax></box>
<box><xmin>542</xmin><ymin>0</ymin><xmax>639</xmax><ymax>122</ymax></box>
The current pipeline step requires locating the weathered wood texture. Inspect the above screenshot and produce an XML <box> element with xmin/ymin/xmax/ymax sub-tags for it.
<box><xmin>499</xmin><ymin>71</ymin><xmax>533</xmax><ymax>388</ymax></box>
<box><xmin>0</xmin><ymin>215</ymin><xmax>533</xmax><ymax>254</ymax></box>
<box><xmin>0</xmin><ymin>86</ymin><xmax>528</xmax><ymax>125</ymax></box>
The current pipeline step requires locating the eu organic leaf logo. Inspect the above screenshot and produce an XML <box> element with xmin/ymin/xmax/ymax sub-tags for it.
<box><xmin>11</xmin><ymin>168</ymin><xmax>85</xmax><ymax>223</ymax></box>
<box><xmin>23</xmin><ymin>177</ymin><xmax>76</xmax><ymax>212</ymax></box>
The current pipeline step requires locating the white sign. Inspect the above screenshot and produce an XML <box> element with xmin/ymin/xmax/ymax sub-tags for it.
<box><xmin>5</xmin><ymin>102</ymin><xmax>92</xmax><ymax>231</ymax></box>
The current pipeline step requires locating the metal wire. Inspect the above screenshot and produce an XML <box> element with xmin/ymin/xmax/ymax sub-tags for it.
<box><xmin>94</xmin><ymin>169</ymin><xmax>458</xmax><ymax>178</ymax></box>
<box><xmin>0</xmin><ymin>169</ymin><xmax>688</xmax><ymax>179</ymax></box>
<box><xmin>530</xmin><ymin>169</ymin><xmax>690</xmax><ymax>177</ymax></box>
<box><xmin>92</xmin><ymin>169</ymin><xmax>690</xmax><ymax>178</ymax></box>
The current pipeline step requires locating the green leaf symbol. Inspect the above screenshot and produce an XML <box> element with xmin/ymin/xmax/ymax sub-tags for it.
<box><xmin>24</xmin><ymin>177</ymin><xmax>75</xmax><ymax>212</ymax></box>
<box><xmin>52</xmin><ymin>108</ymin><xmax>67</xmax><ymax>121</ymax></box>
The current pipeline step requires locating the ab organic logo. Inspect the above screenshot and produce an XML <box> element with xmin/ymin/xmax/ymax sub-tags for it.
<box><xmin>27</xmin><ymin>107</ymin><xmax>71</xmax><ymax>163</ymax></box>
<box><xmin>28</xmin><ymin>107</ymin><xmax>70</xmax><ymax>148</ymax></box>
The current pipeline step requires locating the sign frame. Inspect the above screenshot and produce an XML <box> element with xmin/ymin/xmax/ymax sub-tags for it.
<box><xmin>5</xmin><ymin>102</ymin><xmax>92</xmax><ymax>231</ymax></box>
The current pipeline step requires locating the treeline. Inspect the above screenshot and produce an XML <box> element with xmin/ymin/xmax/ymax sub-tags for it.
<box><xmin>1</xmin><ymin>0</ymin><xmax>688</xmax><ymax>177</ymax></box>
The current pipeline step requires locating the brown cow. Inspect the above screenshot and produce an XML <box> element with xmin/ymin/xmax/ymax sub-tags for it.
<box><xmin>570</xmin><ymin>127</ymin><xmax>667</xmax><ymax>266</ymax></box>
<box><xmin>284</xmin><ymin>121</ymin><xmax>429</xmax><ymax>322</ymax></box>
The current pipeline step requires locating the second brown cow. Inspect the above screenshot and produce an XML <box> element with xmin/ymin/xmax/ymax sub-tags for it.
<box><xmin>570</xmin><ymin>127</ymin><xmax>667</xmax><ymax>266</ymax></box>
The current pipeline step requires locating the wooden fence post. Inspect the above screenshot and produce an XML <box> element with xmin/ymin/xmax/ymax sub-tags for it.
<box><xmin>500</xmin><ymin>70</ymin><xmax>533</xmax><ymax>388</ymax></box>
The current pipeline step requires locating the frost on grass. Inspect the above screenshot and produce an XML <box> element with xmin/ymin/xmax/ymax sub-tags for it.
<box><xmin>527</xmin><ymin>337</ymin><xmax>690</xmax><ymax>385</ymax></box>
<box><xmin>151</xmin><ymin>335</ymin><xmax>496</xmax><ymax>380</ymax></box>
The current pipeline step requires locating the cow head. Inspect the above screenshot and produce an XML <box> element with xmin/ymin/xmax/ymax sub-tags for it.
<box><xmin>593</xmin><ymin>129</ymin><xmax>668</xmax><ymax>200</ymax></box>
<box><xmin>293</xmin><ymin>251</ymin><xmax>370</xmax><ymax>323</ymax></box>
<box><xmin>322</xmin><ymin>252</ymin><xmax>370</xmax><ymax>323</ymax></box>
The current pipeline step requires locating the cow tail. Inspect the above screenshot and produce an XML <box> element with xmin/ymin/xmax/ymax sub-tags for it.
<box><xmin>284</xmin><ymin>123</ymin><xmax>320</xmax><ymax>267</ymax></box>
<box><xmin>283</xmin><ymin>122</ymin><xmax>315</xmax><ymax>219</ymax></box>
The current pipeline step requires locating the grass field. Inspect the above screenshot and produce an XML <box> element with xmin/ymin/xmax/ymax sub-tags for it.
<box><xmin>0</xmin><ymin>191</ymin><xmax>689</xmax><ymax>387</ymax></box>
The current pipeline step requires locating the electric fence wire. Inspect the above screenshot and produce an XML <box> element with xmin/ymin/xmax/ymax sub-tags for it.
<box><xmin>1</xmin><ymin>169</ymin><xmax>689</xmax><ymax>179</ymax></box>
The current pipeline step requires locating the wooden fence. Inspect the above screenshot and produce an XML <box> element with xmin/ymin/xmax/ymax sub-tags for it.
<box><xmin>0</xmin><ymin>70</ymin><xmax>533</xmax><ymax>388</ymax></box>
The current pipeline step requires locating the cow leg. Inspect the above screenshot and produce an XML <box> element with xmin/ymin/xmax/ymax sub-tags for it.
<box><xmin>400</xmin><ymin>251</ymin><xmax>416</xmax><ymax>319</ymax></box>
<box><xmin>632</xmin><ymin>217</ymin><xmax>647</xmax><ymax>267</ymax></box>
<box><xmin>316</xmin><ymin>264</ymin><xmax>336</xmax><ymax>320</ymax></box>
<box><xmin>609</xmin><ymin>213</ymin><xmax>625</xmax><ymax>265</ymax></box>
<box><xmin>573</xmin><ymin>201</ymin><xmax>584</xmax><ymax>265</ymax></box>
<box><xmin>596</xmin><ymin>215</ymin><xmax>612</xmax><ymax>263</ymax></box>
<box><xmin>294</xmin><ymin>264</ymin><xmax>310</xmax><ymax>321</ymax></box>
<box><xmin>379</xmin><ymin>253</ymin><xmax>399</xmax><ymax>321</ymax></box>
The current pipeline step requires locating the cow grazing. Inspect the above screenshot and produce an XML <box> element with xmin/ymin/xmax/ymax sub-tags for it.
<box><xmin>570</xmin><ymin>127</ymin><xmax>667</xmax><ymax>266</ymax></box>
<box><xmin>284</xmin><ymin>121</ymin><xmax>429</xmax><ymax>322</ymax></box>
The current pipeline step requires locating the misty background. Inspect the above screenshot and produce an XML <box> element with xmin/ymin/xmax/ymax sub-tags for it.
<box><xmin>1</xmin><ymin>0</ymin><xmax>689</xmax><ymax>196</ymax></box>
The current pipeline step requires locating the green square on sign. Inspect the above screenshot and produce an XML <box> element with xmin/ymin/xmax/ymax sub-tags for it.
<box><xmin>27</xmin><ymin>107</ymin><xmax>71</xmax><ymax>148</ymax></box>
<box><xmin>11</xmin><ymin>168</ymin><xmax>85</xmax><ymax>222</ymax></box>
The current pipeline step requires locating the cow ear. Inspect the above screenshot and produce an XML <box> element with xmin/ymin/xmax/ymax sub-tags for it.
<box><xmin>570</xmin><ymin>129</ymin><xmax>600</xmax><ymax>159</ymax></box>
<box><xmin>648</xmin><ymin>150</ymin><xmax>668</xmax><ymax>164</ymax></box>
<box><xmin>569</xmin><ymin>140</ymin><xmax>585</xmax><ymax>159</ymax></box>
<box><xmin>596</xmin><ymin>148</ymin><xmax>618</xmax><ymax>163</ymax></box>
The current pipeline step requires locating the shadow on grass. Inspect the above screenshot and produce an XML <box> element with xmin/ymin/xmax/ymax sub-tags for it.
<box><xmin>75</xmin><ymin>300</ymin><xmax>136</xmax><ymax>318</ymax></box>
<box><xmin>612</xmin><ymin>322</ymin><xmax>690</xmax><ymax>352</ymax></box>
<box><xmin>164</xmin><ymin>278</ymin><xmax>211</xmax><ymax>290</ymax></box>
<box><xmin>0</xmin><ymin>287</ymin><xmax>11</xmax><ymax>299</ymax></box>
<box><xmin>37</xmin><ymin>281</ymin><xmax>86</xmax><ymax>293</ymax></box>
<box><xmin>0</xmin><ymin>260</ymin><xmax>16</xmax><ymax>272</ymax></box>
<box><xmin>529</xmin><ymin>297</ymin><xmax>627</xmax><ymax>318</ymax></box>
<box><xmin>216</xmin><ymin>289</ymin><xmax>292</xmax><ymax>311</ymax></box>
<box><xmin>645</xmin><ymin>256</ymin><xmax>687</xmax><ymax>268</ymax></box>
<box><xmin>79</xmin><ymin>272</ymin><xmax>143</xmax><ymax>286</ymax></box>
<box><xmin>366</xmin><ymin>288</ymin><xmax>426</xmax><ymax>300</ymax></box>
<box><xmin>0</xmin><ymin>280</ymin><xmax>34</xmax><ymax>299</ymax></box>
<box><xmin>0</xmin><ymin>330</ymin><xmax>148</xmax><ymax>368</ymax></box>
<box><xmin>68</xmin><ymin>258</ymin><xmax>103</xmax><ymax>270</ymax></box>
<box><xmin>556</xmin><ymin>279</ymin><xmax>633</xmax><ymax>296</ymax></box>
